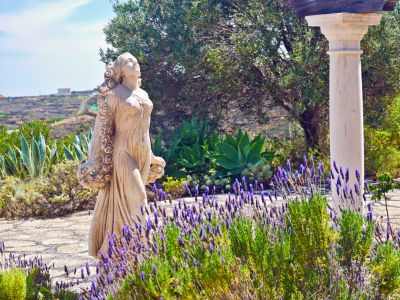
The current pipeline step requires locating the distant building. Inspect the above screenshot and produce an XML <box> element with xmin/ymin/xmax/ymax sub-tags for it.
<box><xmin>0</xmin><ymin>94</ymin><xmax>6</xmax><ymax>100</ymax></box>
<box><xmin>57</xmin><ymin>88</ymin><xmax>71</xmax><ymax>96</ymax></box>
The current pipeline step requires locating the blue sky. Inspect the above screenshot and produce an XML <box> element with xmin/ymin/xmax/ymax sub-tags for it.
<box><xmin>0</xmin><ymin>0</ymin><xmax>115</xmax><ymax>97</ymax></box>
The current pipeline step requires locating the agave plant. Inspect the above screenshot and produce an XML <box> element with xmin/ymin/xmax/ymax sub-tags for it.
<box><xmin>177</xmin><ymin>140</ymin><xmax>209</xmax><ymax>174</ymax></box>
<box><xmin>1</xmin><ymin>148</ymin><xmax>23</xmax><ymax>178</ymax></box>
<box><xmin>0</xmin><ymin>134</ymin><xmax>58</xmax><ymax>180</ymax></box>
<box><xmin>151</xmin><ymin>131</ymin><xmax>185</xmax><ymax>178</ymax></box>
<box><xmin>177</xmin><ymin>117</ymin><xmax>210</xmax><ymax>147</ymax></box>
<box><xmin>213</xmin><ymin>129</ymin><xmax>274</xmax><ymax>178</ymax></box>
<box><xmin>19</xmin><ymin>134</ymin><xmax>58</xmax><ymax>179</ymax></box>
<box><xmin>64</xmin><ymin>130</ymin><xmax>92</xmax><ymax>161</ymax></box>
<box><xmin>0</xmin><ymin>156</ymin><xmax>6</xmax><ymax>178</ymax></box>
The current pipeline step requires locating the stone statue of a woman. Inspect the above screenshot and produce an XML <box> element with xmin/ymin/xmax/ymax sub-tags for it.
<box><xmin>78</xmin><ymin>52</ymin><xmax>165</xmax><ymax>257</ymax></box>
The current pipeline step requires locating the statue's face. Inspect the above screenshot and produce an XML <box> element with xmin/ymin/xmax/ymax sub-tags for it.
<box><xmin>120</xmin><ymin>53</ymin><xmax>141</xmax><ymax>79</ymax></box>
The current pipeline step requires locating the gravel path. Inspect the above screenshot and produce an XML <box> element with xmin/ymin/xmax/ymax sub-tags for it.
<box><xmin>0</xmin><ymin>191</ymin><xmax>399</xmax><ymax>284</ymax></box>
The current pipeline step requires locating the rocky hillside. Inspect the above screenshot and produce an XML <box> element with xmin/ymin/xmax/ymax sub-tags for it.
<box><xmin>0</xmin><ymin>91</ymin><xmax>96</xmax><ymax>129</ymax></box>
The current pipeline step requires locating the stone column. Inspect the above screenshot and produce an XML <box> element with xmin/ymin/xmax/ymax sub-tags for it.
<box><xmin>306</xmin><ymin>13</ymin><xmax>382</xmax><ymax>212</ymax></box>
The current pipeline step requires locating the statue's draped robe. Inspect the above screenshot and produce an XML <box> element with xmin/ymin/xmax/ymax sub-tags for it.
<box><xmin>86</xmin><ymin>85</ymin><xmax>153</xmax><ymax>257</ymax></box>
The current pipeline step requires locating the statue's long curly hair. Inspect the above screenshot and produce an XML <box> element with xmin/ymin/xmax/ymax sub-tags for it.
<box><xmin>78</xmin><ymin>54</ymin><xmax>130</xmax><ymax>190</ymax></box>
<box><xmin>98</xmin><ymin>54</ymin><xmax>127</xmax><ymax>97</ymax></box>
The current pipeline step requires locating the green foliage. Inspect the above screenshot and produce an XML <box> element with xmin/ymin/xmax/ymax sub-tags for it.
<box><xmin>152</xmin><ymin>118</ymin><xmax>212</xmax><ymax>178</ymax></box>
<box><xmin>0</xmin><ymin>134</ymin><xmax>58</xmax><ymax>180</ymax></box>
<box><xmin>177</xmin><ymin>140</ymin><xmax>209</xmax><ymax>174</ymax></box>
<box><xmin>0</xmin><ymin>120</ymin><xmax>52</xmax><ymax>155</ymax></box>
<box><xmin>337</xmin><ymin>210</ymin><xmax>374</xmax><ymax>295</ymax></box>
<box><xmin>213</xmin><ymin>129</ymin><xmax>273</xmax><ymax>178</ymax></box>
<box><xmin>114</xmin><ymin>194</ymin><xmax>392</xmax><ymax>299</ymax></box>
<box><xmin>286</xmin><ymin>194</ymin><xmax>335</xmax><ymax>296</ymax></box>
<box><xmin>177</xmin><ymin>117</ymin><xmax>210</xmax><ymax>148</ymax></box>
<box><xmin>162</xmin><ymin>177</ymin><xmax>187</xmax><ymax>198</ymax></box>
<box><xmin>115</xmin><ymin>224</ymin><xmax>234</xmax><ymax>299</ymax></box>
<box><xmin>365</xmin><ymin>96</ymin><xmax>400</xmax><ymax>177</ymax></box>
<box><xmin>0</xmin><ymin>268</ymin><xmax>27</xmax><ymax>300</ymax></box>
<box><xmin>370</xmin><ymin>173</ymin><xmax>400</xmax><ymax>202</ymax></box>
<box><xmin>370</xmin><ymin>173</ymin><xmax>400</xmax><ymax>226</ymax></box>
<box><xmin>63</xmin><ymin>130</ymin><xmax>92</xmax><ymax>161</ymax></box>
<box><xmin>0</xmin><ymin>161</ymin><xmax>97</xmax><ymax>218</ymax></box>
<box><xmin>370</xmin><ymin>242</ymin><xmax>400</xmax><ymax>298</ymax></box>
<box><xmin>153</xmin><ymin>118</ymin><xmax>274</xmax><ymax>186</ymax></box>
<box><xmin>25</xmin><ymin>267</ymin><xmax>52</xmax><ymax>300</ymax></box>
<box><xmin>103</xmin><ymin>0</ymin><xmax>400</xmax><ymax>150</ymax></box>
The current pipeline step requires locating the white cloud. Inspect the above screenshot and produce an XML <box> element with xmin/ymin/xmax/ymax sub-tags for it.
<box><xmin>0</xmin><ymin>0</ymin><xmax>111</xmax><ymax>96</ymax></box>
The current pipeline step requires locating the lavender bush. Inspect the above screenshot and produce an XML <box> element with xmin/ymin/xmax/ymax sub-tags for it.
<box><xmin>0</xmin><ymin>241</ymin><xmax>80</xmax><ymax>299</ymax></box>
<box><xmin>73</xmin><ymin>158</ymin><xmax>400</xmax><ymax>299</ymax></box>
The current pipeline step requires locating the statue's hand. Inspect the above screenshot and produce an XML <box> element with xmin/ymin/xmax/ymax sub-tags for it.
<box><xmin>148</xmin><ymin>155</ymin><xmax>166</xmax><ymax>183</ymax></box>
<box><xmin>151</xmin><ymin>155</ymin><xmax>166</xmax><ymax>168</ymax></box>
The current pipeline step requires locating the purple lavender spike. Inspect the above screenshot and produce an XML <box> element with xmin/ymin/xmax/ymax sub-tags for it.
<box><xmin>318</xmin><ymin>162</ymin><xmax>324</xmax><ymax>176</ymax></box>
<box><xmin>85</xmin><ymin>262</ymin><xmax>90</xmax><ymax>276</ymax></box>
<box><xmin>64</xmin><ymin>265</ymin><xmax>69</xmax><ymax>277</ymax></box>
<box><xmin>178</xmin><ymin>236</ymin><xmax>184</xmax><ymax>247</ymax></box>
<box><xmin>153</xmin><ymin>264</ymin><xmax>157</xmax><ymax>276</ymax></box>
<box><xmin>339</xmin><ymin>167</ymin><xmax>344</xmax><ymax>180</ymax></box>
<box><xmin>355</xmin><ymin>169</ymin><xmax>361</xmax><ymax>184</ymax></box>
<box><xmin>354</xmin><ymin>183</ymin><xmax>360</xmax><ymax>196</ymax></box>
<box><xmin>141</xmin><ymin>271</ymin><xmax>145</xmax><ymax>281</ymax></box>
<box><xmin>387</xmin><ymin>221</ymin><xmax>391</xmax><ymax>241</ymax></box>
<box><xmin>286</xmin><ymin>159</ymin><xmax>291</xmax><ymax>172</ymax></box>
<box><xmin>333</xmin><ymin>160</ymin><xmax>339</xmax><ymax>173</ymax></box>
<box><xmin>364</xmin><ymin>182</ymin><xmax>370</xmax><ymax>193</ymax></box>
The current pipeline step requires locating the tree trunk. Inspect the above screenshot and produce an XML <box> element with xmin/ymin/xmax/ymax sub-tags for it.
<box><xmin>298</xmin><ymin>108</ymin><xmax>328</xmax><ymax>153</ymax></box>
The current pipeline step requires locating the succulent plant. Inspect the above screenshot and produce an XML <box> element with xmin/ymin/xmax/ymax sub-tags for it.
<box><xmin>0</xmin><ymin>134</ymin><xmax>57</xmax><ymax>180</ymax></box>
<box><xmin>213</xmin><ymin>129</ymin><xmax>273</xmax><ymax>178</ymax></box>
<box><xmin>63</xmin><ymin>130</ymin><xmax>92</xmax><ymax>161</ymax></box>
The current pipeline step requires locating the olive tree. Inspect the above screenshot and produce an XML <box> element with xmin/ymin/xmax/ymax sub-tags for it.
<box><xmin>102</xmin><ymin>0</ymin><xmax>400</xmax><ymax>151</ymax></box>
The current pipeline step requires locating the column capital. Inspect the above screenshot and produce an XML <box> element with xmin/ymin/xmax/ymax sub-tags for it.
<box><xmin>306</xmin><ymin>13</ymin><xmax>382</xmax><ymax>47</ymax></box>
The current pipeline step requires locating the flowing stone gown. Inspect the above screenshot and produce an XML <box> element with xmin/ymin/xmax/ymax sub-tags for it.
<box><xmin>83</xmin><ymin>85</ymin><xmax>154</xmax><ymax>257</ymax></box>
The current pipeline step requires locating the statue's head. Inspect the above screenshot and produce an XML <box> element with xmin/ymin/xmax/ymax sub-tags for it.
<box><xmin>119</xmin><ymin>52</ymin><xmax>141</xmax><ymax>80</ymax></box>
<box><xmin>99</xmin><ymin>52</ymin><xmax>141</xmax><ymax>96</ymax></box>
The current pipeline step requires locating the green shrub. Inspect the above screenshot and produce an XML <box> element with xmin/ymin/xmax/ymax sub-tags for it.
<box><xmin>212</xmin><ymin>129</ymin><xmax>273</xmax><ymax>179</ymax></box>
<box><xmin>0</xmin><ymin>268</ymin><xmax>27</xmax><ymax>300</ymax></box>
<box><xmin>286</xmin><ymin>194</ymin><xmax>335</xmax><ymax>296</ymax></box>
<box><xmin>162</xmin><ymin>176</ymin><xmax>188</xmax><ymax>198</ymax></box>
<box><xmin>63</xmin><ymin>130</ymin><xmax>92</xmax><ymax>161</ymax></box>
<box><xmin>370</xmin><ymin>242</ymin><xmax>400</xmax><ymax>298</ymax></box>
<box><xmin>337</xmin><ymin>210</ymin><xmax>374</xmax><ymax>295</ymax></box>
<box><xmin>0</xmin><ymin>120</ymin><xmax>52</xmax><ymax>156</ymax></box>
<box><xmin>365</xmin><ymin>126</ymin><xmax>400</xmax><ymax>177</ymax></box>
<box><xmin>365</xmin><ymin>96</ymin><xmax>400</xmax><ymax>177</ymax></box>
<box><xmin>0</xmin><ymin>160</ymin><xmax>97</xmax><ymax>218</ymax></box>
<box><xmin>25</xmin><ymin>267</ymin><xmax>52</xmax><ymax>300</ymax></box>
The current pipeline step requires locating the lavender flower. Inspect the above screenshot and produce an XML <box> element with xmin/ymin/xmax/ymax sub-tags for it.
<box><xmin>64</xmin><ymin>265</ymin><xmax>69</xmax><ymax>277</ymax></box>
<box><xmin>153</xmin><ymin>264</ymin><xmax>157</xmax><ymax>276</ymax></box>
<box><xmin>85</xmin><ymin>262</ymin><xmax>90</xmax><ymax>276</ymax></box>
<box><xmin>178</xmin><ymin>236</ymin><xmax>184</xmax><ymax>247</ymax></box>
<box><xmin>355</xmin><ymin>169</ymin><xmax>361</xmax><ymax>184</ymax></box>
<box><xmin>318</xmin><ymin>162</ymin><xmax>324</xmax><ymax>176</ymax></box>
<box><xmin>333</xmin><ymin>160</ymin><xmax>339</xmax><ymax>173</ymax></box>
<box><xmin>286</xmin><ymin>159</ymin><xmax>291</xmax><ymax>172</ymax></box>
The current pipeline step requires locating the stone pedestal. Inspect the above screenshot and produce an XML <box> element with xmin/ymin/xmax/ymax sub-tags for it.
<box><xmin>306</xmin><ymin>13</ymin><xmax>382</xmax><ymax>211</ymax></box>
